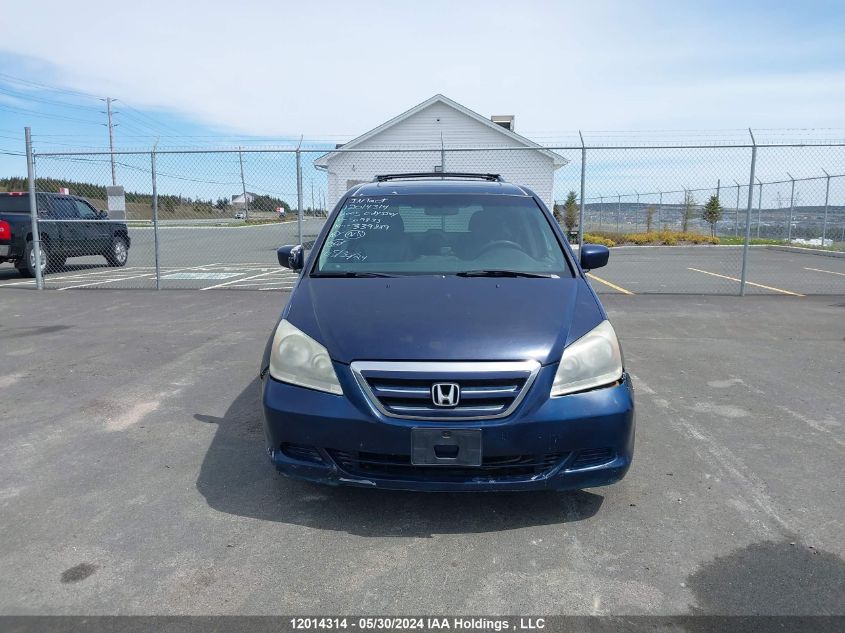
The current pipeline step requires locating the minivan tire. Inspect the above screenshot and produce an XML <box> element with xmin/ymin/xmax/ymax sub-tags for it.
<box><xmin>104</xmin><ymin>236</ymin><xmax>129</xmax><ymax>267</ymax></box>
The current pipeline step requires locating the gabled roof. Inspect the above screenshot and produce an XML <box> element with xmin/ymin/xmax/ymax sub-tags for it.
<box><xmin>313</xmin><ymin>94</ymin><xmax>567</xmax><ymax>168</ymax></box>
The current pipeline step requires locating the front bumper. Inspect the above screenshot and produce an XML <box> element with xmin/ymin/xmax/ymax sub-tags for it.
<box><xmin>261</xmin><ymin>364</ymin><xmax>635</xmax><ymax>492</ymax></box>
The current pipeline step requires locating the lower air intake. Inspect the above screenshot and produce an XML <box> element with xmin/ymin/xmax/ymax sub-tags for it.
<box><xmin>569</xmin><ymin>447</ymin><xmax>616</xmax><ymax>470</ymax></box>
<box><xmin>329</xmin><ymin>450</ymin><xmax>568</xmax><ymax>482</ymax></box>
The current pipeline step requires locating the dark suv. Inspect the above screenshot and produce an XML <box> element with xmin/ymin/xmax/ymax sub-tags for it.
<box><xmin>260</xmin><ymin>173</ymin><xmax>634</xmax><ymax>491</ymax></box>
<box><xmin>0</xmin><ymin>192</ymin><xmax>131</xmax><ymax>277</ymax></box>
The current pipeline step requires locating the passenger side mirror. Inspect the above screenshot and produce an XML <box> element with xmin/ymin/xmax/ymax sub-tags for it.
<box><xmin>277</xmin><ymin>244</ymin><xmax>304</xmax><ymax>271</ymax></box>
<box><xmin>580</xmin><ymin>244</ymin><xmax>609</xmax><ymax>271</ymax></box>
<box><xmin>98</xmin><ymin>210</ymin><xmax>109</xmax><ymax>219</ymax></box>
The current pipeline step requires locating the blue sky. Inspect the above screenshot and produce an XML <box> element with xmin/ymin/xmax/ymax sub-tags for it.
<box><xmin>1</xmin><ymin>0</ymin><xmax>844</xmax><ymax>204</ymax></box>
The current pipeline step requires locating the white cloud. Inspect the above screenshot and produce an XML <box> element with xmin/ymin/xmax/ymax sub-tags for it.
<box><xmin>1</xmin><ymin>0</ymin><xmax>844</xmax><ymax>139</ymax></box>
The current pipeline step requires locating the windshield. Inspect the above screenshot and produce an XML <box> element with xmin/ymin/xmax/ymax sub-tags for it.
<box><xmin>314</xmin><ymin>194</ymin><xmax>571</xmax><ymax>277</ymax></box>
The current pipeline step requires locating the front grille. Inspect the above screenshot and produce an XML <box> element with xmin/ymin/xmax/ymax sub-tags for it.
<box><xmin>351</xmin><ymin>360</ymin><xmax>540</xmax><ymax>420</ymax></box>
<box><xmin>329</xmin><ymin>449</ymin><xmax>569</xmax><ymax>482</ymax></box>
<box><xmin>569</xmin><ymin>447</ymin><xmax>616</xmax><ymax>470</ymax></box>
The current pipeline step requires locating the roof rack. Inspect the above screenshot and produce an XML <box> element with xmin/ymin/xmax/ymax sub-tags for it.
<box><xmin>374</xmin><ymin>172</ymin><xmax>504</xmax><ymax>182</ymax></box>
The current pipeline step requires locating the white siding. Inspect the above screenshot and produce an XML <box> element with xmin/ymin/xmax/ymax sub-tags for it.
<box><xmin>320</xmin><ymin>102</ymin><xmax>557</xmax><ymax>208</ymax></box>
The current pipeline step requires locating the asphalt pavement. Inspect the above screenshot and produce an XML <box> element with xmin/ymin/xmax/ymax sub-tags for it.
<box><xmin>0</xmin><ymin>290</ymin><xmax>842</xmax><ymax>615</ymax></box>
<box><xmin>2</xmin><ymin>226</ymin><xmax>844</xmax><ymax>294</ymax></box>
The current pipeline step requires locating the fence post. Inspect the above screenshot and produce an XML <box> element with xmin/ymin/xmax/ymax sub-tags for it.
<box><xmin>238</xmin><ymin>147</ymin><xmax>249</xmax><ymax>222</ymax></box>
<box><xmin>577</xmin><ymin>131</ymin><xmax>586</xmax><ymax>254</ymax></box>
<box><xmin>786</xmin><ymin>173</ymin><xmax>795</xmax><ymax>243</ymax></box>
<box><xmin>25</xmin><ymin>127</ymin><xmax>44</xmax><ymax>290</ymax></box>
<box><xmin>739</xmin><ymin>129</ymin><xmax>757</xmax><ymax>296</ymax></box>
<box><xmin>756</xmin><ymin>179</ymin><xmax>763</xmax><ymax>238</ymax></box>
<box><xmin>821</xmin><ymin>169</ymin><xmax>830</xmax><ymax>246</ymax></box>
<box><xmin>296</xmin><ymin>148</ymin><xmax>303</xmax><ymax>246</ymax></box>
<box><xmin>599</xmin><ymin>195</ymin><xmax>603</xmax><ymax>230</ymax></box>
<box><xmin>658</xmin><ymin>191</ymin><xmax>662</xmax><ymax>228</ymax></box>
<box><xmin>635</xmin><ymin>192</ymin><xmax>640</xmax><ymax>232</ymax></box>
<box><xmin>616</xmin><ymin>194</ymin><xmax>621</xmax><ymax>232</ymax></box>
<box><xmin>151</xmin><ymin>147</ymin><xmax>161</xmax><ymax>289</ymax></box>
<box><xmin>734</xmin><ymin>182</ymin><xmax>741</xmax><ymax>236</ymax></box>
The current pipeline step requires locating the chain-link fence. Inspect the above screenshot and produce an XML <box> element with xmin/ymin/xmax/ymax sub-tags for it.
<box><xmin>4</xmin><ymin>134</ymin><xmax>844</xmax><ymax>295</ymax></box>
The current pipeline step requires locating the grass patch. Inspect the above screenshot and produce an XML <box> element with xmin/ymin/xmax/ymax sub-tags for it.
<box><xmin>243</xmin><ymin>219</ymin><xmax>287</xmax><ymax>226</ymax></box>
<box><xmin>718</xmin><ymin>236</ymin><xmax>785</xmax><ymax>246</ymax></box>
<box><xmin>583</xmin><ymin>230</ymin><xmax>720</xmax><ymax>247</ymax></box>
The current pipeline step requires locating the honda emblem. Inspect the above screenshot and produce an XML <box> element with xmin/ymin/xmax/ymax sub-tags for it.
<box><xmin>431</xmin><ymin>383</ymin><xmax>460</xmax><ymax>407</ymax></box>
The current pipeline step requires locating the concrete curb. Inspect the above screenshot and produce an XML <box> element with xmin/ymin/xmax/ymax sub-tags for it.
<box><xmin>766</xmin><ymin>245</ymin><xmax>845</xmax><ymax>259</ymax></box>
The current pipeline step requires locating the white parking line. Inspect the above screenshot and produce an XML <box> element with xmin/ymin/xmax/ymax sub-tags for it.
<box><xmin>804</xmin><ymin>266</ymin><xmax>845</xmax><ymax>277</ymax></box>
<box><xmin>127</xmin><ymin>223</ymin><xmax>296</xmax><ymax>230</ymax></box>
<box><xmin>2</xmin><ymin>261</ymin><xmax>296</xmax><ymax>291</ymax></box>
<box><xmin>222</xmin><ymin>276</ymin><xmax>298</xmax><ymax>286</ymax></box>
<box><xmin>0</xmin><ymin>266</ymin><xmax>147</xmax><ymax>286</ymax></box>
<box><xmin>200</xmin><ymin>269</ymin><xmax>282</xmax><ymax>290</ymax></box>
<box><xmin>687</xmin><ymin>267</ymin><xmax>804</xmax><ymax>297</ymax></box>
<box><xmin>58</xmin><ymin>264</ymin><xmax>215</xmax><ymax>290</ymax></box>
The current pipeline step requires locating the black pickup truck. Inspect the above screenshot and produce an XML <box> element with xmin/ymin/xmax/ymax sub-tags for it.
<box><xmin>0</xmin><ymin>192</ymin><xmax>131</xmax><ymax>277</ymax></box>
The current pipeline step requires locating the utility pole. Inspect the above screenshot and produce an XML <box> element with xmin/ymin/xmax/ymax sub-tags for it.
<box><xmin>238</xmin><ymin>147</ymin><xmax>249</xmax><ymax>221</ymax></box>
<box><xmin>311</xmin><ymin>179</ymin><xmax>315</xmax><ymax>215</ymax></box>
<box><xmin>103</xmin><ymin>97</ymin><xmax>117</xmax><ymax>185</ymax></box>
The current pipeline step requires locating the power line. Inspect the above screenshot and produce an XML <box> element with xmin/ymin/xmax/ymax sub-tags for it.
<box><xmin>0</xmin><ymin>103</ymin><xmax>102</xmax><ymax>125</ymax></box>
<box><xmin>0</xmin><ymin>71</ymin><xmax>184</xmax><ymax>141</ymax></box>
<box><xmin>0</xmin><ymin>71</ymin><xmax>101</xmax><ymax>99</ymax></box>
<box><xmin>110</xmin><ymin>120</ymin><xmax>151</xmax><ymax>137</ymax></box>
<box><xmin>116</xmin><ymin>112</ymin><xmax>165</xmax><ymax>136</ymax></box>
<box><xmin>119</xmin><ymin>102</ymin><xmax>184</xmax><ymax>135</ymax></box>
<box><xmin>0</xmin><ymin>86</ymin><xmax>99</xmax><ymax>112</ymax></box>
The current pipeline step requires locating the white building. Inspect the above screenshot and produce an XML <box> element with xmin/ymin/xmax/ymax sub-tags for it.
<box><xmin>230</xmin><ymin>191</ymin><xmax>257</xmax><ymax>209</ymax></box>
<box><xmin>314</xmin><ymin>94</ymin><xmax>567</xmax><ymax>208</ymax></box>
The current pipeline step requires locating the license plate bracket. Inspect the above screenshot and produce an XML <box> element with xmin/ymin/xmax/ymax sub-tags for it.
<box><xmin>411</xmin><ymin>428</ymin><xmax>482</xmax><ymax>466</ymax></box>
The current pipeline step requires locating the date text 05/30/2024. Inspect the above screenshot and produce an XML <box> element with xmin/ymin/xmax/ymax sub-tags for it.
<box><xmin>290</xmin><ymin>618</ymin><xmax>546</xmax><ymax>631</ymax></box>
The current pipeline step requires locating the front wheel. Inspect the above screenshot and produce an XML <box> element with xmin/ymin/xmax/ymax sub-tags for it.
<box><xmin>104</xmin><ymin>236</ymin><xmax>129</xmax><ymax>267</ymax></box>
<box><xmin>18</xmin><ymin>241</ymin><xmax>48</xmax><ymax>278</ymax></box>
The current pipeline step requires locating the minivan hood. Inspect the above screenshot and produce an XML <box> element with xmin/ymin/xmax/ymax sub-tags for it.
<box><xmin>285</xmin><ymin>276</ymin><xmax>603</xmax><ymax>365</ymax></box>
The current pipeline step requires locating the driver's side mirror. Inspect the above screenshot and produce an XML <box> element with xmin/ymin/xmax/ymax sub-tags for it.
<box><xmin>580</xmin><ymin>244</ymin><xmax>609</xmax><ymax>271</ymax></box>
<box><xmin>98</xmin><ymin>210</ymin><xmax>109</xmax><ymax>219</ymax></box>
<box><xmin>277</xmin><ymin>244</ymin><xmax>304</xmax><ymax>271</ymax></box>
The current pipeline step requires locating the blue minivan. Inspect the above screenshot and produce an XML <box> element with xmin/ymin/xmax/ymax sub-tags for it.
<box><xmin>260</xmin><ymin>173</ymin><xmax>634</xmax><ymax>491</ymax></box>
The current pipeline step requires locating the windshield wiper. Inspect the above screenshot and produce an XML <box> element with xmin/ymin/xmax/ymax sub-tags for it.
<box><xmin>312</xmin><ymin>271</ymin><xmax>396</xmax><ymax>278</ymax></box>
<box><xmin>455</xmin><ymin>269</ymin><xmax>557</xmax><ymax>278</ymax></box>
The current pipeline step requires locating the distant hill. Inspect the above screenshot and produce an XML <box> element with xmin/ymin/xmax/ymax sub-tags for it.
<box><xmin>0</xmin><ymin>176</ymin><xmax>291</xmax><ymax>220</ymax></box>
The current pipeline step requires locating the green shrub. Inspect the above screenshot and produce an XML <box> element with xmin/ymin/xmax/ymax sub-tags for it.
<box><xmin>583</xmin><ymin>233</ymin><xmax>617</xmax><ymax>247</ymax></box>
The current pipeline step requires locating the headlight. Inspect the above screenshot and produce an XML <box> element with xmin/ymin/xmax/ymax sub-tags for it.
<box><xmin>551</xmin><ymin>320</ymin><xmax>623</xmax><ymax>397</ymax></box>
<box><xmin>268</xmin><ymin>320</ymin><xmax>343</xmax><ymax>395</ymax></box>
